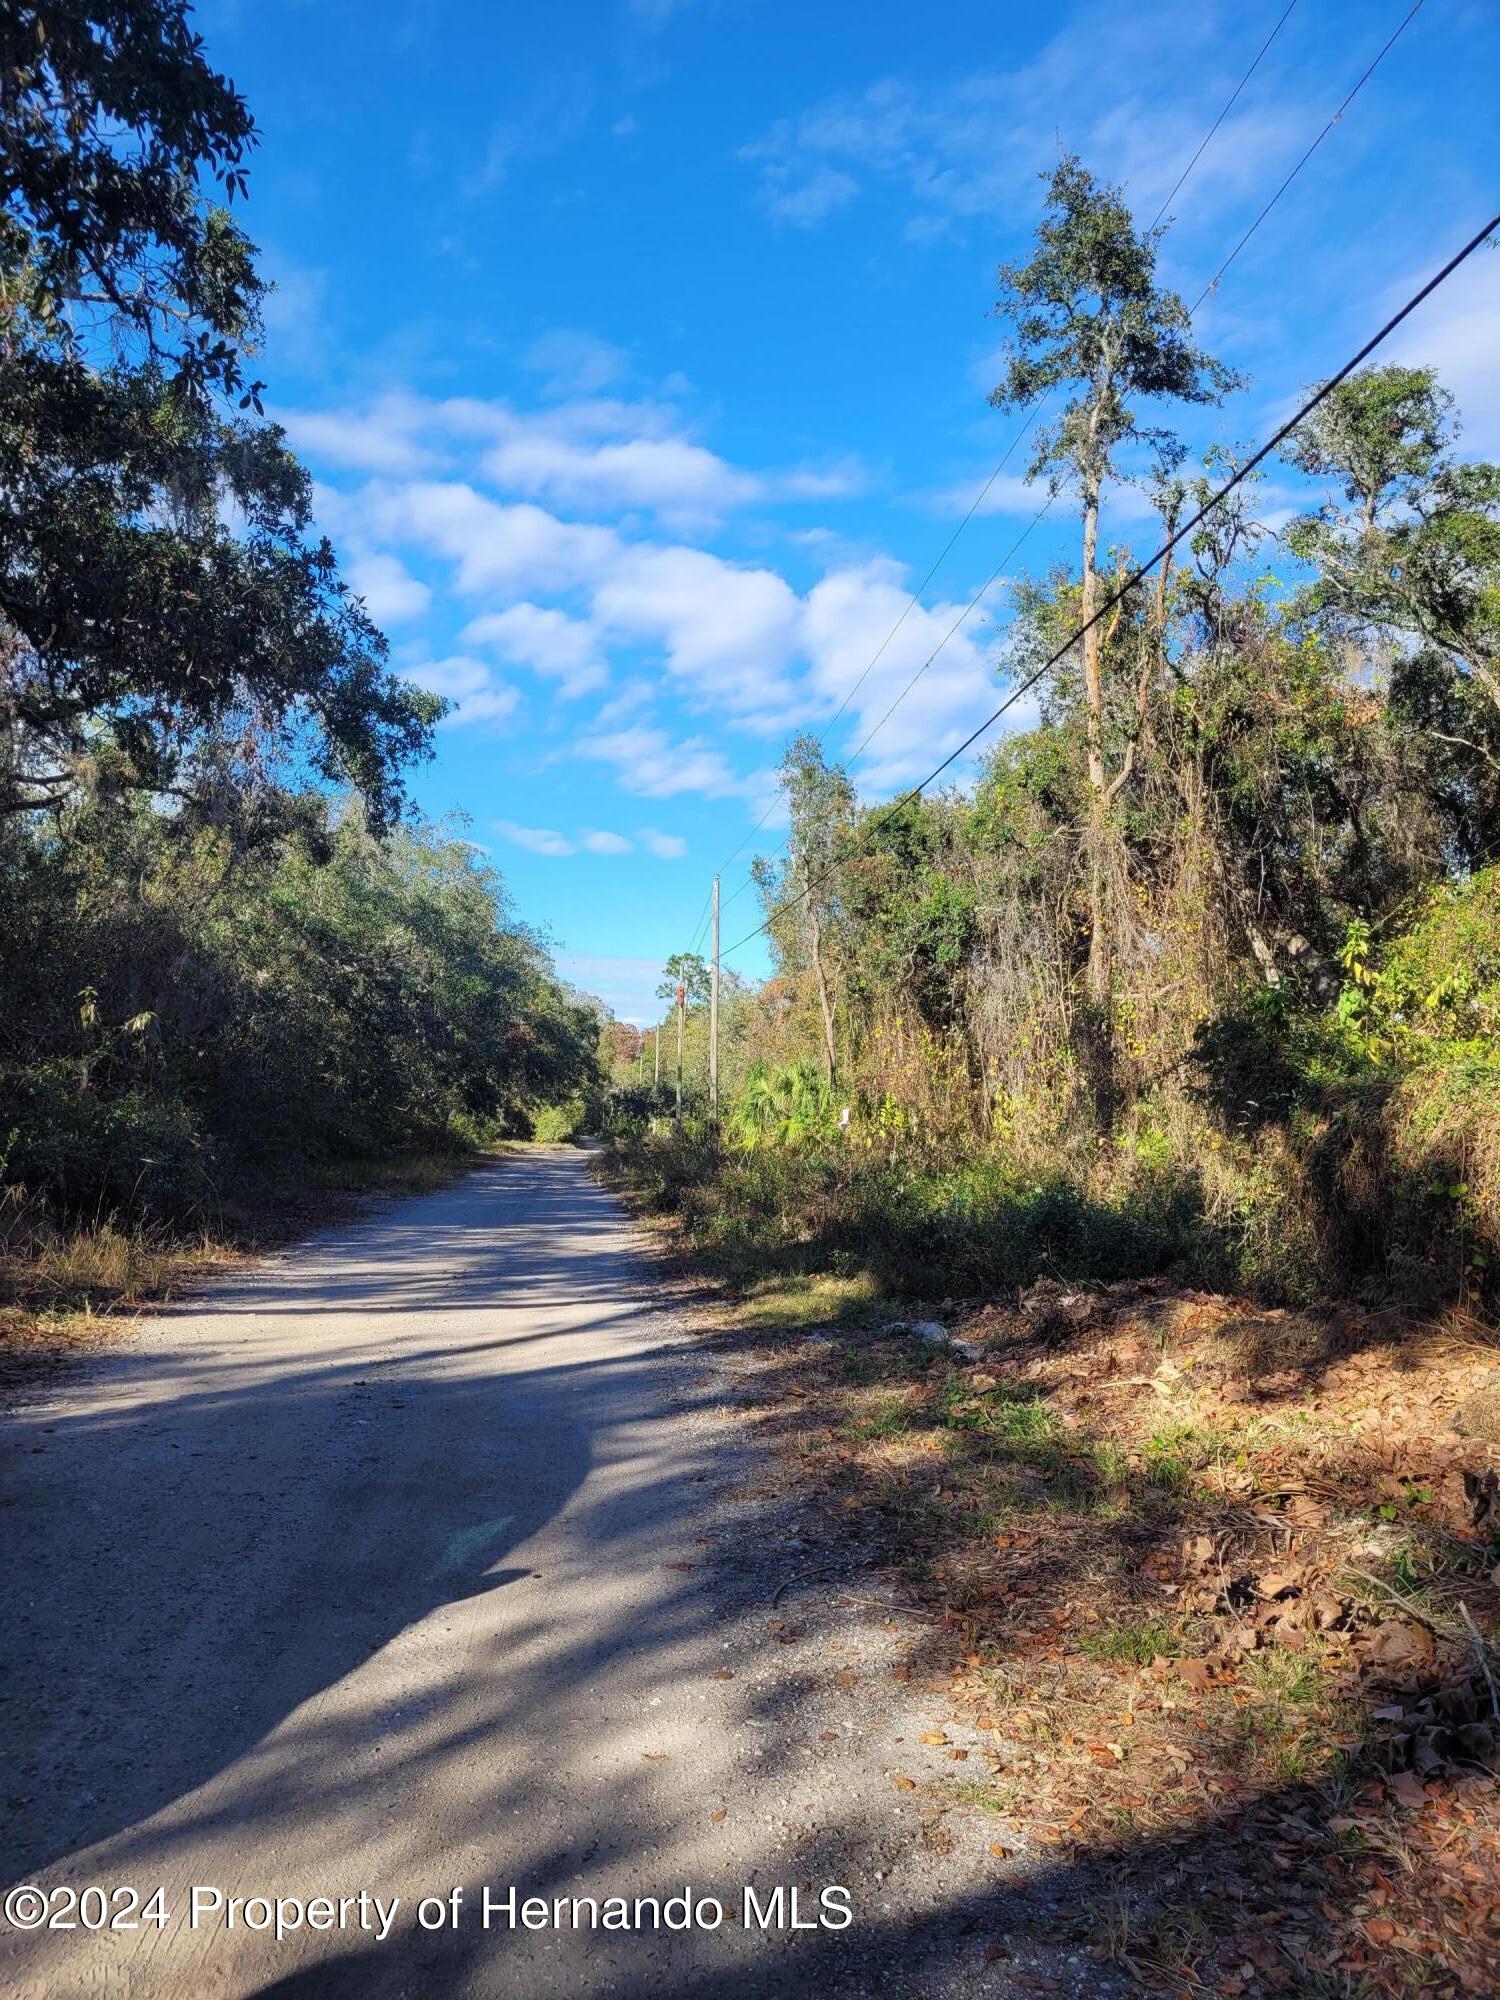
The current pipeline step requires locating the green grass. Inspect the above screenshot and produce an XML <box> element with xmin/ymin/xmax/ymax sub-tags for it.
<box><xmin>943</xmin><ymin>1775</ymin><xmax>1021</xmax><ymax>1814</ymax></box>
<box><xmin>1142</xmin><ymin>1418</ymin><xmax>1234</xmax><ymax>1491</ymax></box>
<box><xmin>1242</xmin><ymin>1648</ymin><xmax>1322</xmax><ymax>1706</ymax></box>
<box><xmin>841</xmin><ymin>1392</ymin><xmax>917</xmax><ymax>1442</ymax></box>
<box><xmin>937</xmin><ymin>1378</ymin><xmax>1064</xmax><ymax>1445</ymax></box>
<box><xmin>1077</xmin><ymin>1616</ymin><xmax>1181</xmax><ymax>1665</ymax></box>
<box><xmin>737</xmin><ymin>1269</ymin><xmax>887</xmax><ymax>1331</ymax></box>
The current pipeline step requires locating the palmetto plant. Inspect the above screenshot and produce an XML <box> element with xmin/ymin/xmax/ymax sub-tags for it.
<box><xmin>727</xmin><ymin>1061</ymin><xmax>834</xmax><ymax>1151</ymax></box>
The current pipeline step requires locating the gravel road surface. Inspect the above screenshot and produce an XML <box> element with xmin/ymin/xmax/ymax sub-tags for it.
<box><xmin>1</xmin><ymin>1148</ymin><xmax>1102</xmax><ymax>1998</ymax></box>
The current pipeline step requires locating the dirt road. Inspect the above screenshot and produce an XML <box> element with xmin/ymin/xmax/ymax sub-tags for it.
<box><xmin>1</xmin><ymin>1149</ymin><xmax>1096</xmax><ymax>1998</ymax></box>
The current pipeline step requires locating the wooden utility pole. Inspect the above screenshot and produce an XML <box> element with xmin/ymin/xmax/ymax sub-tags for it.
<box><xmin>709</xmin><ymin>874</ymin><xmax>720</xmax><ymax>1121</ymax></box>
<box><xmin>674</xmin><ymin>983</ymin><xmax>685</xmax><ymax>1117</ymax></box>
<box><xmin>653</xmin><ymin>1026</ymin><xmax>660</xmax><ymax>1090</ymax></box>
<box><xmin>803</xmin><ymin>856</ymin><xmax>837</xmax><ymax>1088</ymax></box>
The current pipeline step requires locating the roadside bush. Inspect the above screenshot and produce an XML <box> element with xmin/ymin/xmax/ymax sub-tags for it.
<box><xmin>532</xmin><ymin>1100</ymin><xmax>586</xmax><ymax>1144</ymax></box>
<box><xmin>0</xmin><ymin>795</ymin><xmax>603</xmax><ymax>1225</ymax></box>
<box><xmin>613</xmin><ymin>1130</ymin><xmax>1197</xmax><ymax>1300</ymax></box>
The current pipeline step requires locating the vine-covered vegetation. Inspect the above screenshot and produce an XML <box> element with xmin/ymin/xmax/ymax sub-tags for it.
<box><xmin>616</xmin><ymin>162</ymin><xmax>1500</xmax><ymax>1315</ymax></box>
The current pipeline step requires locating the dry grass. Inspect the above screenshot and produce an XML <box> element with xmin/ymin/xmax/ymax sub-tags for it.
<box><xmin>0</xmin><ymin>1207</ymin><xmax>243</xmax><ymax>1394</ymax></box>
<box><xmin>0</xmin><ymin>1146</ymin><xmax>490</xmax><ymax>1386</ymax></box>
<box><xmin>663</xmin><ymin>1250</ymin><xmax>1500</xmax><ymax>1997</ymax></box>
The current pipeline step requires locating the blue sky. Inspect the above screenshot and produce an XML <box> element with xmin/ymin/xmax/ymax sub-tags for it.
<box><xmin>201</xmin><ymin>0</ymin><xmax>1499</xmax><ymax>1021</ymax></box>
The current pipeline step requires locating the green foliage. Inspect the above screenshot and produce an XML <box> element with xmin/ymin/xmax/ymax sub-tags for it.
<box><xmin>0</xmin><ymin>0</ymin><xmax>440</xmax><ymax>828</ymax></box>
<box><xmin>1284</xmin><ymin>365</ymin><xmax>1454</xmax><ymax>517</ymax></box>
<box><xmin>614</xmin><ymin>1129</ymin><xmax>1193</xmax><ymax>1301</ymax></box>
<box><xmin>1286</xmin><ymin>365</ymin><xmax>1500</xmax><ymax>722</ymax></box>
<box><xmin>726</xmin><ymin>1061</ymin><xmax>834</xmax><ymax>1150</ymax></box>
<box><xmin>990</xmin><ymin>152</ymin><xmax>1240</xmax><ymax>501</ymax></box>
<box><xmin>655</xmin><ymin>951</ymin><xmax>709</xmax><ymax>1005</ymax></box>
<box><xmin>1183</xmin><ymin>867</ymin><xmax>1500</xmax><ymax>1305</ymax></box>
<box><xmin>1338</xmin><ymin>871</ymin><xmax>1500</xmax><ymax>1059</ymax></box>
<box><xmin>0</xmin><ymin>1</ymin><xmax>263</xmax><ymax>402</ymax></box>
<box><xmin>0</xmin><ymin>794</ymin><xmax>601</xmax><ymax>1217</ymax></box>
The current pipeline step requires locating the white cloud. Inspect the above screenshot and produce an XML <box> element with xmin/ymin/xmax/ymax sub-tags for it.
<box><xmin>346</xmin><ymin>477</ymin><xmax>1018</xmax><ymax>784</ymax></box>
<box><xmin>799</xmin><ymin>562</ymin><xmax>1009</xmax><ymax>788</ymax></box>
<box><xmin>739</xmin><ymin>3</ymin><xmax>1321</xmax><ymax>245</ymax></box>
<box><xmin>761</xmin><ymin>164</ymin><xmax>860</xmax><ymax>229</ymax></box>
<box><xmin>442</xmin><ymin>687</ymin><xmax>520</xmax><ymax>729</ymax></box>
<box><xmin>1384</xmin><ymin>246</ymin><xmax>1500</xmax><ymax>456</ymax></box>
<box><xmin>523</xmin><ymin>329</ymin><xmax>629</xmax><ymax>399</ymax></box>
<box><xmin>492</xmin><ymin>821</ymin><xmax>636</xmax><ymax>858</ymax></box>
<box><xmin>409</xmin><ymin>654</ymin><xmax>521</xmax><ymax>731</ymax></box>
<box><xmin>291</xmin><ymin>387</ymin><xmax>860</xmax><ymax>536</ymax></box>
<box><xmin>280</xmin><ymin>392</ymin><xmax>436</xmax><ymax>475</ymax></box>
<box><xmin>779</xmin><ymin>457</ymin><xmax>870</xmax><ymax>500</ymax></box>
<box><xmin>494</xmin><ymin>819</ymin><xmax>575</xmax><ymax>856</ymax></box>
<box><xmin>410</xmin><ymin>653</ymin><xmax>491</xmax><ymax>699</ymax></box>
<box><xmin>346</xmin><ymin>548</ymin><xmax>431</xmax><ymax>624</ymax></box>
<box><xmin>481</xmin><ymin>431</ymin><xmax>762</xmax><ymax>520</ymax></box>
<box><xmin>590</xmin><ymin>545</ymin><xmax>804</xmax><ymax>715</ymax></box>
<box><xmin>639</xmin><ymin>827</ymin><xmax>687</xmax><ymax>859</ymax></box>
<box><xmin>362</xmin><ymin>481</ymin><xmax>621</xmax><ymax>594</ymax></box>
<box><xmin>576</xmin><ymin>722</ymin><xmax>769</xmax><ymax>801</ymax></box>
<box><xmin>929</xmin><ymin>470</ymin><xmax>1044</xmax><ymax>519</ymax></box>
<box><xmin>297</xmin><ymin>346</ymin><xmax>1048</xmax><ymax>815</ymax></box>
<box><xmin>460</xmin><ymin>603</ymin><xmax>607</xmax><ymax>697</ymax></box>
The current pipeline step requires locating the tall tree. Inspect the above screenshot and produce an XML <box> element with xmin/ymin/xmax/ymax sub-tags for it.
<box><xmin>656</xmin><ymin>952</ymin><xmax>710</xmax><ymax>1008</ymax></box>
<box><xmin>0</xmin><ymin>1</ymin><xmax>440</xmax><ymax>826</ymax></box>
<box><xmin>756</xmin><ymin>736</ymin><xmax>855</xmax><ymax>1087</ymax></box>
<box><xmin>656</xmin><ymin>952</ymin><xmax>708</xmax><ymax>1113</ymax></box>
<box><xmin>1284</xmin><ymin>365</ymin><xmax>1500</xmax><ymax>720</ymax></box>
<box><xmin>0</xmin><ymin>0</ymin><xmax>262</xmax><ymax>399</ymax></box>
<box><xmin>990</xmin><ymin>154</ymin><xmax>1237</xmax><ymax>1002</ymax></box>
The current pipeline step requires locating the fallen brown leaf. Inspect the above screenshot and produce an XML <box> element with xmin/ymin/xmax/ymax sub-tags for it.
<box><xmin>1388</xmin><ymin>1769</ymin><xmax>1429</xmax><ymax>1810</ymax></box>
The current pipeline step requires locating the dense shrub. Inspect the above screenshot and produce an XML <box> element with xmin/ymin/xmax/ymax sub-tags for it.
<box><xmin>615</xmin><ymin>1130</ymin><xmax>1196</xmax><ymax>1300</ymax></box>
<box><xmin>0</xmin><ymin>794</ymin><xmax>601</xmax><ymax>1221</ymax></box>
<box><xmin>618</xmin><ymin>869</ymin><xmax>1500</xmax><ymax>1309</ymax></box>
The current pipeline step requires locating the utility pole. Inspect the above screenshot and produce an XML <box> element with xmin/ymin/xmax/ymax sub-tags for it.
<box><xmin>653</xmin><ymin>1026</ymin><xmax>660</xmax><ymax>1091</ymax></box>
<box><xmin>674</xmin><ymin>982</ymin><xmax>685</xmax><ymax>1118</ymax></box>
<box><xmin>709</xmin><ymin>874</ymin><xmax>720</xmax><ymax>1122</ymax></box>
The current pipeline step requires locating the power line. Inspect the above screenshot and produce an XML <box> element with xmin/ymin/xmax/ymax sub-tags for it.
<box><xmin>1189</xmin><ymin>0</ymin><xmax>1426</xmax><ymax>313</ymax></box>
<box><xmin>846</xmin><ymin>493</ymin><xmax>1055</xmax><ymax>768</ymax></box>
<box><xmin>679</xmin><ymin>880</ymin><xmax>714</xmax><ymax>971</ymax></box>
<box><xmin>700</xmin><ymin>404</ymin><xmax>1047</xmax><ymax>907</ymax></box>
<box><xmin>817</xmin><ymin>405</ymin><xmax>1045</xmax><ymax>744</ymax></box>
<box><xmin>715</xmin><ymin>489</ymin><xmax>1055</xmax><ymax>923</ymax></box>
<box><xmin>839</xmin><ymin>0</ymin><xmax>1420</xmax><ymax>801</ymax></box>
<box><xmin>704</xmin><ymin>0</ymin><xmax>1333</xmax><ymax>924</ymax></box>
<box><xmin>1147</xmin><ymin>1</ymin><xmax>1300</xmax><ymax>233</ymax></box>
<box><xmin>721</xmin><ymin>209</ymin><xmax>1500</xmax><ymax>964</ymax></box>
<box><xmin>699</xmin><ymin>0</ymin><xmax>1301</xmax><ymax>915</ymax></box>
<box><xmin>776</xmin><ymin>0</ymin><xmax>1414</xmax><ymax>795</ymax></box>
